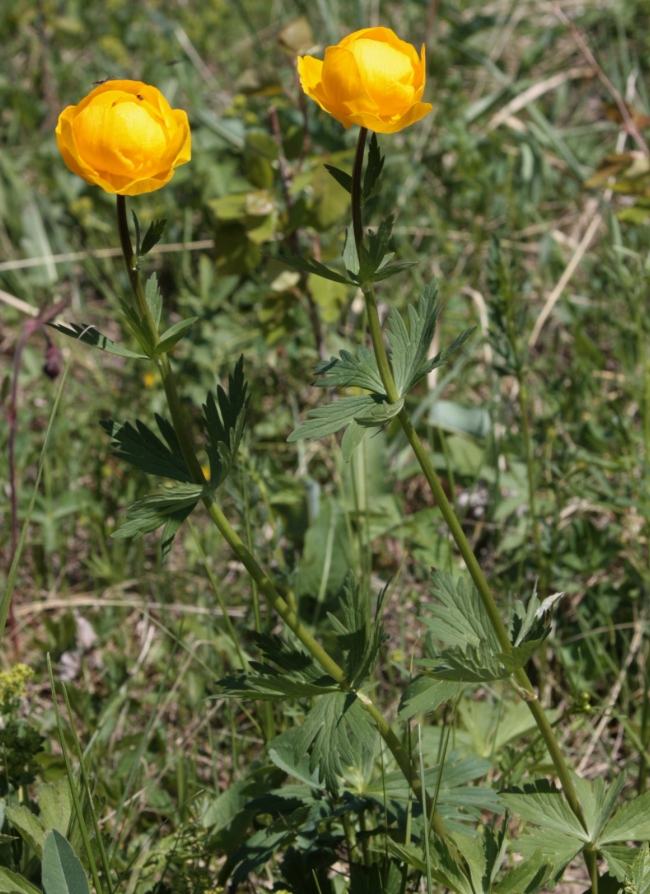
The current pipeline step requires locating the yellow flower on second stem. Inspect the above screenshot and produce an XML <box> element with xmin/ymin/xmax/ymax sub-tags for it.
<box><xmin>298</xmin><ymin>27</ymin><xmax>432</xmax><ymax>134</ymax></box>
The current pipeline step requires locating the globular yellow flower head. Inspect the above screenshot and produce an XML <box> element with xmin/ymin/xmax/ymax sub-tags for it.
<box><xmin>297</xmin><ymin>27</ymin><xmax>433</xmax><ymax>134</ymax></box>
<box><xmin>55</xmin><ymin>80</ymin><xmax>191</xmax><ymax>196</ymax></box>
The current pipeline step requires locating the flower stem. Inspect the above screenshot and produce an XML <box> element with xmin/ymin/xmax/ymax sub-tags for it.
<box><xmin>115</xmin><ymin>194</ymin><xmax>455</xmax><ymax>853</ymax></box>
<box><xmin>350</xmin><ymin>128</ymin><xmax>593</xmax><ymax>852</ymax></box>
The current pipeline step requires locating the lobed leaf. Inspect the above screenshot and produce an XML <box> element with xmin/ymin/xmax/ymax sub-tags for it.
<box><xmin>201</xmin><ymin>355</ymin><xmax>250</xmax><ymax>488</ymax></box>
<box><xmin>154</xmin><ymin>316</ymin><xmax>198</xmax><ymax>356</ymax></box>
<box><xmin>278</xmin><ymin>250</ymin><xmax>352</xmax><ymax>285</ymax></box>
<box><xmin>288</xmin><ymin>394</ymin><xmax>382</xmax><ymax>442</ymax></box>
<box><xmin>144</xmin><ymin>272</ymin><xmax>162</xmax><ymax>329</ymax></box>
<box><xmin>100</xmin><ymin>415</ymin><xmax>193</xmax><ymax>482</ymax></box>
<box><xmin>313</xmin><ymin>347</ymin><xmax>384</xmax><ymax>394</ymax></box>
<box><xmin>48</xmin><ymin>321</ymin><xmax>147</xmax><ymax>359</ymax></box>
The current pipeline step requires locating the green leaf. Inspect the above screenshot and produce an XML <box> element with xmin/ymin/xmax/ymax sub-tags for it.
<box><xmin>422</xmin><ymin>571</ymin><xmax>501</xmax><ymax>653</ymax></box>
<box><xmin>139</xmin><ymin>218</ymin><xmax>167</xmax><ymax>257</ymax></box>
<box><xmin>324</xmin><ymin>164</ymin><xmax>352</xmax><ymax>193</ymax></box>
<box><xmin>500</xmin><ymin>781</ymin><xmax>588</xmax><ymax>840</ymax></box>
<box><xmin>625</xmin><ymin>843</ymin><xmax>650</xmax><ymax>894</ymax></box>
<box><xmin>363</xmin><ymin>132</ymin><xmax>384</xmax><ymax>200</ymax></box>
<box><xmin>341</xmin><ymin>421</ymin><xmax>367</xmax><ymax>462</ymax></box>
<box><xmin>42</xmin><ymin>829</ymin><xmax>90</xmax><ymax>894</ymax></box>
<box><xmin>154</xmin><ymin>317</ymin><xmax>198</xmax><ymax>356</ymax></box>
<box><xmin>293</xmin><ymin>690</ymin><xmax>377</xmax><ymax>795</ymax></box>
<box><xmin>493</xmin><ymin>849</ymin><xmax>554</xmax><ymax>894</ymax></box>
<box><xmin>48</xmin><ymin>322</ymin><xmax>147</xmax><ymax>359</ymax></box>
<box><xmin>420</xmin><ymin>642</ymin><xmax>507</xmax><ymax>682</ymax></box>
<box><xmin>314</xmin><ymin>347</ymin><xmax>384</xmax><ymax>394</ymax></box>
<box><xmin>512</xmin><ymin>828</ymin><xmax>585</xmax><ymax>878</ymax></box>
<box><xmin>366</xmin><ymin>260</ymin><xmax>418</xmax><ymax>284</ymax></box>
<box><xmin>573</xmin><ymin>773</ymin><xmax>626</xmax><ymax>843</ymax></box>
<box><xmin>601</xmin><ymin>792</ymin><xmax>650</xmax><ymax>845</ymax></box>
<box><xmin>4</xmin><ymin>804</ymin><xmax>45</xmax><ymax>857</ymax></box>
<box><xmin>37</xmin><ymin>778</ymin><xmax>73</xmax><ymax>834</ymax></box>
<box><xmin>100</xmin><ymin>415</ymin><xmax>193</xmax><ymax>482</ymax></box>
<box><xmin>358</xmin><ymin>215</ymin><xmax>394</xmax><ymax>281</ymax></box>
<box><xmin>278</xmin><ymin>250</ymin><xmax>352</xmax><ymax>285</ymax></box>
<box><xmin>326</xmin><ymin>573</ymin><xmax>388</xmax><ymax>688</ymax></box>
<box><xmin>601</xmin><ymin>845</ymin><xmax>640</xmax><ymax>883</ymax></box>
<box><xmin>398</xmin><ymin>676</ymin><xmax>462</xmax><ymax>719</ymax></box>
<box><xmin>343</xmin><ymin>224</ymin><xmax>360</xmax><ymax>276</ymax></box>
<box><xmin>144</xmin><ymin>272</ymin><xmax>162</xmax><ymax>329</ymax></box>
<box><xmin>387</xmin><ymin>283</ymin><xmax>441</xmax><ymax>396</ymax></box>
<box><xmin>288</xmin><ymin>394</ymin><xmax>382</xmax><ymax>442</ymax></box>
<box><xmin>216</xmin><ymin>669</ymin><xmax>339</xmax><ymax>700</ymax></box>
<box><xmin>354</xmin><ymin>396</ymin><xmax>403</xmax><ymax>428</ymax></box>
<box><xmin>0</xmin><ymin>867</ymin><xmax>42</xmax><ymax>894</ymax></box>
<box><xmin>111</xmin><ymin>483</ymin><xmax>204</xmax><ymax>557</ymax></box>
<box><xmin>119</xmin><ymin>298</ymin><xmax>156</xmax><ymax>356</ymax></box>
<box><xmin>202</xmin><ymin>356</ymin><xmax>250</xmax><ymax>488</ymax></box>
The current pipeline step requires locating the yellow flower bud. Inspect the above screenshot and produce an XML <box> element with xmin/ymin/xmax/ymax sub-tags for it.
<box><xmin>297</xmin><ymin>27</ymin><xmax>432</xmax><ymax>134</ymax></box>
<box><xmin>55</xmin><ymin>80</ymin><xmax>191</xmax><ymax>196</ymax></box>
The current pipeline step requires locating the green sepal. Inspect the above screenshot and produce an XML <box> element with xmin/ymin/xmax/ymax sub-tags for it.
<box><xmin>48</xmin><ymin>322</ymin><xmax>147</xmax><ymax>360</ymax></box>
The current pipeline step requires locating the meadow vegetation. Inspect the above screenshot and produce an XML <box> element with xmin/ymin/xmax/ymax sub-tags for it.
<box><xmin>1</xmin><ymin>1</ymin><xmax>650</xmax><ymax>892</ymax></box>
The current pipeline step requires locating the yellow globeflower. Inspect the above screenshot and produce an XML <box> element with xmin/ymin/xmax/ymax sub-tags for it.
<box><xmin>297</xmin><ymin>27</ymin><xmax>432</xmax><ymax>134</ymax></box>
<box><xmin>56</xmin><ymin>80</ymin><xmax>191</xmax><ymax>196</ymax></box>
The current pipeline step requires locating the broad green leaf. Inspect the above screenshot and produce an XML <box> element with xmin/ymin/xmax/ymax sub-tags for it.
<box><xmin>314</xmin><ymin>347</ymin><xmax>384</xmax><ymax>394</ymax></box>
<box><xmin>398</xmin><ymin>676</ymin><xmax>462</xmax><ymax>719</ymax></box>
<box><xmin>420</xmin><ymin>642</ymin><xmax>507</xmax><ymax>682</ymax></box>
<box><xmin>144</xmin><ymin>272</ymin><xmax>162</xmax><ymax>328</ymax></box>
<box><xmin>293</xmin><ymin>691</ymin><xmax>377</xmax><ymax>795</ymax></box>
<box><xmin>424</xmin><ymin>572</ymin><xmax>502</xmax><ymax>653</ymax></box>
<box><xmin>572</xmin><ymin>773</ymin><xmax>626</xmax><ymax>842</ymax></box>
<box><xmin>37</xmin><ymin>778</ymin><xmax>72</xmax><ymax>835</ymax></box>
<box><xmin>48</xmin><ymin>322</ymin><xmax>147</xmax><ymax>359</ymax></box>
<box><xmin>601</xmin><ymin>845</ymin><xmax>640</xmax><ymax>883</ymax></box>
<box><xmin>0</xmin><ymin>867</ymin><xmax>41</xmax><ymax>894</ymax></box>
<box><xmin>354</xmin><ymin>397</ymin><xmax>403</xmax><ymax>428</ymax></box>
<box><xmin>278</xmin><ymin>250</ymin><xmax>352</xmax><ymax>285</ymax></box>
<box><xmin>601</xmin><ymin>792</ymin><xmax>650</xmax><ymax>845</ymax></box>
<box><xmin>100</xmin><ymin>415</ymin><xmax>193</xmax><ymax>482</ymax></box>
<box><xmin>202</xmin><ymin>356</ymin><xmax>250</xmax><ymax>488</ymax></box>
<box><xmin>42</xmin><ymin>829</ymin><xmax>90</xmax><ymax>894</ymax></box>
<box><xmin>216</xmin><ymin>669</ymin><xmax>339</xmax><ymax>700</ymax></box>
<box><xmin>493</xmin><ymin>849</ymin><xmax>554</xmax><ymax>894</ymax></box>
<box><xmin>625</xmin><ymin>843</ymin><xmax>650</xmax><ymax>894</ymax></box>
<box><xmin>341</xmin><ymin>420</ymin><xmax>367</xmax><ymax>462</ymax></box>
<box><xmin>288</xmin><ymin>394</ymin><xmax>381</xmax><ymax>441</ymax></box>
<box><xmin>154</xmin><ymin>316</ymin><xmax>198</xmax><ymax>356</ymax></box>
<box><xmin>500</xmin><ymin>781</ymin><xmax>588</xmax><ymax>840</ymax></box>
<box><xmin>497</xmin><ymin>638</ymin><xmax>546</xmax><ymax>674</ymax></box>
<box><xmin>513</xmin><ymin>828</ymin><xmax>585</xmax><ymax>878</ymax></box>
<box><xmin>4</xmin><ymin>804</ymin><xmax>45</xmax><ymax>857</ymax></box>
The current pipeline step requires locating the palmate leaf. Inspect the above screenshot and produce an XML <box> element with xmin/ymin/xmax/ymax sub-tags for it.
<box><xmin>602</xmin><ymin>846</ymin><xmax>640</xmax><ymax>883</ymax></box>
<box><xmin>48</xmin><ymin>322</ymin><xmax>148</xmax><ymax>359</ymax></box>
<box><xmin>293</xmin><ymin>690</ymin><xmax>376</xmax><ymax>795</ymax></box>
<box><xmin>601</xmin><ymin>791</ymin><xmax>650</xmax><ymax>845</ymax></box>
<box><xmin>100</xmin><ymin>415</ymin><xmax>193</xmax><ymax>482</ymax></box>
<box><xmin>326</xmin><ymin>573</ymin><xmax>388</xmax><ymax>688</ymax></box>
<box><xmin>424</xmin><ymin>572</ymin><xmax>502</xmax><ymax>653</ymax></box>
<box><xmin>398</xmin><ymin>676</ymin><xmax>462</xmax><ymax>719</ymax></box>
<box><xmin>354</xmin><ymin>396</ymin><xmax>404</xmax><ymax>428</ymax></box>
<box><xmin>386</xmin><ymin>282</ymin><xmax>475</xmax><ymax>397</ymax></box>
<box><xmin>313</xmin><ymin>347</ymin><xmax>384</xmax><ymax>393</ymax></box>
<box><xmin>288</xmin><ymin>394</ymin><xmax>383</xmax><ymax>442</ymax></box>
<box><xmin>573</xmin><ymin>772</ymin><xmax>626</xmax><ymax>843</ymax></box>
<box><xmin>202</xmin><ymin>356</ymin><xmax>250</xmax><ymax>487</ymax></box>
<box><xmin>500</xmin><ymin>780</ymin><xmax>588</xmax><ymax>840</ymax></box>
<box><xmin>420</xmin><ymin>643</ymin><xmax>507</xmax><ymax>683</ymax></box>
<box><xmin>111</xmin><ymin>483</ymin><xmax>204</xmax><ymax>558</ymax></box>
<box><xmin>625</xmin><ymin>844</ymin><xmax>650</xmax><ymax>894</ymax></box>
<box><xmin>492</xmin><ymin>849</ymin><xmax>554</xmax><ymax>894</ymax></box>
<box><xmin>513</xmin><ymin>828</ymin><xmax>585</xmax><ymax>879</ymax></box>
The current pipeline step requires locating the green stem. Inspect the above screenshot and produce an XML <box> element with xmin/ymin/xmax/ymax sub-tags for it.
<box><xmin>349</xmin><ymin>129</ymin><xmax>592</xmax><ymax>845</ymax></box>
<box><xmin>115</xmin><ymin>194</ymin><xmax>453</xmax><ymax>851</ymax></box>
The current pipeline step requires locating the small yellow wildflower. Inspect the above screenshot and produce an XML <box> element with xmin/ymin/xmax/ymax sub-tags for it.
<box><xmin>0</xmin><ymin>664</ymin><xmax>34</xmax><ymax>707</ymax></box>
<box><xmin>143</xmin><ymin>372</ymin><xmax>156</xmax><ymax>388</ymax></box>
